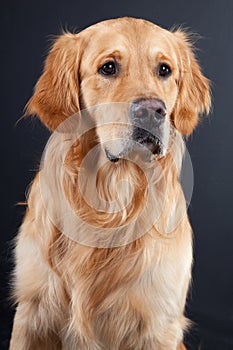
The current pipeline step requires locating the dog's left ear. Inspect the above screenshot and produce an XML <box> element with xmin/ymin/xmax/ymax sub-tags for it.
<box><xmin>26</xmin><ymin>33</ymin><xmax>81</xmax><ymax>130</ymax></box>
<box><xmin>171</xmin><ymin>30</ymin><xmax>211</xmax><ymax>136</ymax></box>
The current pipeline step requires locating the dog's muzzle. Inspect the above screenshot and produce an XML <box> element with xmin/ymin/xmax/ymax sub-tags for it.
<box><xmin>105</xmin><ymin>98</ymin><xmax>168</xmax><ymax>163</ymax></box>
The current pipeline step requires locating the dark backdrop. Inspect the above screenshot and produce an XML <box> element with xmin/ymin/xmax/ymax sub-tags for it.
<box><xmin>1</xmin><ymin>0</ymin><xmax>233</xmax><ymax>349</ymax></box>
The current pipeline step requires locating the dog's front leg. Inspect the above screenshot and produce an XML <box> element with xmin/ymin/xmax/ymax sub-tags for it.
<box><xmin>10</xmin><ymin>302</ymin><xmax>62</xmax><ymax>350</ymax></box>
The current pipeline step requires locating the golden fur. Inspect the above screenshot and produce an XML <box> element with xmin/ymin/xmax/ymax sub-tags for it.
<box><xmin>10</xmin><ymin>17</ymin><xmax>211</xmax><ymax>349</ymax></box>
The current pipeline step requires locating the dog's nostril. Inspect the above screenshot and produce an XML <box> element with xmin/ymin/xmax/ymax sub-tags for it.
<box><xmin>156</xmin><ymin>108</ymin><xmax>166</xmax><ymax>117</ymax></box>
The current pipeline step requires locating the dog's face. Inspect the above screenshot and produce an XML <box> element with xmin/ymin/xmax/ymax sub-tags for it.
<box><xmin>27</xmin><ymin>17</ymin><xmax>210</xmax><ymax>162</ymax></box>
<box><xmin>79</xmin><ymin>19</ymin><xmax>180</xmax><ymax>161</ymax></box>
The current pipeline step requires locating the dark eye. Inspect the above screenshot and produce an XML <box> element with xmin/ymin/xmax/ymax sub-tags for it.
<box><xmin>99</xmin><ymin>61</ymin><xmax>116</xmax><ymax>76</ymax></box>
<box><xmin>158</xmin><ymin>63</ymin><xmax>172</xmax><ymax>78</ymax></box>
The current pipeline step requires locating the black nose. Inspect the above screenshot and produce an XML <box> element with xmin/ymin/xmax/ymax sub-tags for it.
<box><xmin>132</xmin><ymin>98</ymin><xmax>167</xmax><ymax>121</ymax></box>
<box><xmin>130</xmin><ymin>98</ymin><xmax>166</xmax><ymax>156</ymax></box>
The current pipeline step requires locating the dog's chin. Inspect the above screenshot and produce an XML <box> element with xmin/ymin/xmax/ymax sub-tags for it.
<box><xmin>104</xmin><ymin>138</ymin><xmax>164</xmax><ymax>163</ymax></box>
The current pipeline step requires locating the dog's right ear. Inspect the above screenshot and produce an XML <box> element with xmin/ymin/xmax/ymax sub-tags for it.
<box><xmin>26</xmin><ymin>33</ymin><xmax>81</xmax><ymax>130</ymax></box>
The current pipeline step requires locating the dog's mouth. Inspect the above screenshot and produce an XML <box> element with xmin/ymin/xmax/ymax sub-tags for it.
<box><xmin>105</xmin><ymin>132</ymin><xmax>163</xmax><ymax>163</ymax></box>
<box><xmin>105</xmin><ymin>148</ymin><xmax>121</xmax><ymax>163</ymax></box>
<box><xmin>136</xmin><ymin>133</ymin><xmax>162</xmax><ymax>155</ymax></box>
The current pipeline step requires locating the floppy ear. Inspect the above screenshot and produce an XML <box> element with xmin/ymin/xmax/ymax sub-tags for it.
<box><xmin>172</xmin><ymin>30</ymin><xmax>211</xmax><ymax>136</ymax></box>
<box><xmin>26</xmin><ymin>33</ymin><xmax>81</xmax><ymax>130</ymax></box>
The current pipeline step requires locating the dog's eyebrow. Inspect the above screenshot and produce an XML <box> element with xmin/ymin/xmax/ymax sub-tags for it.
<box><xmin>93</xmin><ymin>50</ymin><xmax>123</xmax><ymax>68</ymax></box>
<box><xmin>97</xmin><ymin>49</ymin><xmax>123</xmax><ymax>59</ymax></box>
<box><xmin>151</xmin><ymin>50</ymin><xmax>178</xmax><ymax>68</ymax></box>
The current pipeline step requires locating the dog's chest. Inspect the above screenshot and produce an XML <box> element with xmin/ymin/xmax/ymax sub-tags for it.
<box><xmin>65</xmin><ymin>241</ymin><xmax>192</xmax><ymax>349</ymax></box>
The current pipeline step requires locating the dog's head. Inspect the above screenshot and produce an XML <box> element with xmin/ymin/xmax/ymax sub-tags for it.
<box><xmin>26</xmin><ymin>17</ymin><xmax>211</xmax><ymax>163</ymax></box>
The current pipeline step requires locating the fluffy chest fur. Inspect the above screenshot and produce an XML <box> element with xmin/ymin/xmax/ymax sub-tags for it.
<box><xmin>13</xmin><ymin>141</ymin><xmax>192</xmax><ymax>349</ymax></box>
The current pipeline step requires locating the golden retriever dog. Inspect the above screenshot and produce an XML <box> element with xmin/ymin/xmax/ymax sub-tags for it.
<box><xmin>10</xmin><ymin>17</ymin><xmax>211</xmax><ymax>350</ymax></box>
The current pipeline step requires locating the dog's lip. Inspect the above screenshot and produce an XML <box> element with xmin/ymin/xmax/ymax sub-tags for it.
<box><xmin>105</xmin><ymin>148</ymin><xmax>120</xmax><ymax>162</ymax></box>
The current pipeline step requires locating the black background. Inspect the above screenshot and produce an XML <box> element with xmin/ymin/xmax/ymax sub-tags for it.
<box><xmin>1</xmin><ymin>0</ymin><xmax>233</xmax><ymax>349</ymax></box>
